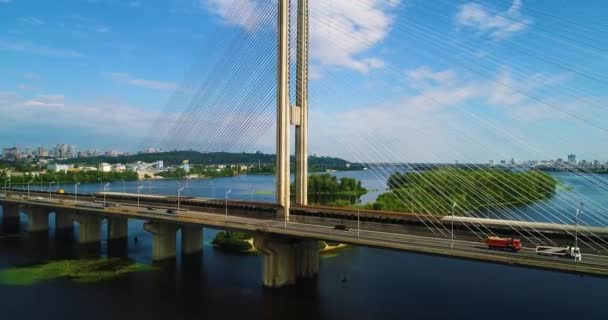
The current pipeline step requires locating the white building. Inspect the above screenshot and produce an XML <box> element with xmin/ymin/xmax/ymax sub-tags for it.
<box><xmin>47</xmin><ymin>164</ymin><xmax>73</xmax><ymax>173</ymax></box>
<box><xmin>99</xmin><ymin>163</ymin><xmax>112</xmax><ymax>172</ymax></box>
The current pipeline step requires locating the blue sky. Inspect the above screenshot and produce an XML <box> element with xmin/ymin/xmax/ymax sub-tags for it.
<box><xmin>0</xmin><ymin>0</ymin><xmax>607</xmax><ymax>162</ymax></box>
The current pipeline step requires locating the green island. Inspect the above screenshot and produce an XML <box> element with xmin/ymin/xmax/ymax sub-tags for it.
<box><xmin>212</xmin><ymin>231</ymin><xmax>349</xmax><ymax>254</ymax></box>
<box><xmin>370</xmin><ymin>168</ymin><xmax>558</xmax><ymax>214</ymax></box>
<box><xmin>0</xmin><ymin>259</ymin><xmax>156</xmax><ymax>286</ymax></box>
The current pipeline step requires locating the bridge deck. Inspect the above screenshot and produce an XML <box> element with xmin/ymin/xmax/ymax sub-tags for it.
<box><xmin>2</xmin><ymin>191</ymin><xmax>608</xmax><ymax>277</ymax></box>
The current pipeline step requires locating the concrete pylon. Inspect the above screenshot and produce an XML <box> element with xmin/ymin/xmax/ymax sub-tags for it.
<box><xmin>276</xmin><ymin>0</ymin><xmax>291</xmax><ymax>220</ymax></box>
<box><xmin>73</xmin><ymin>214</ymin><xmax>103</xmax><ymax>244</ymax></box>
<box><xmin>295</xmin><ymin>240</ymin><xmax>319</xmax><ymax>278</ymax></box>
<box><xmin>254</xmin><ymin>233</ymin><xmax>297</xmax><ymax>288</ymax></box>
<box><xmin>181</xmin><ymin>225</ymin><xmax>203</xmax><ymax>255</ymax></box>
<box><xmin>1</xmin><ymin>203</ymin><xmax>21</xmax><ymax>233</ymax></box>
<box><xmin>144</xmin><ymin>221</ymin><xmax>179</xmax><ymax>261</ymax></box>
<box><xmin>24</xmin><ymin>207</ymin><xmax>49</xmax><ymax>232</ymax></box>
<box><xmin>294</xmin><ymin>0</ymin><xmax>309</xmax><ymax>206</ymax></box>
<box><xmin>55</xmin><ymin>210</ymin><xmax>74</xmax><ymax>231</ymax></box>
<box><xmin>107</xmin><ymin>217</ymin><xmax>128</xmax><ymax>240</ymax></box>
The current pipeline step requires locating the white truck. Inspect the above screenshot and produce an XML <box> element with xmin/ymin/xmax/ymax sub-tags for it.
<box><xmin>536</xmin><ymin>246</ymin><xmax>582</xmax><ymax>262</ymax></box>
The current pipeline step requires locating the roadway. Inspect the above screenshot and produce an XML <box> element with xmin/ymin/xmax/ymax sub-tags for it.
<box><xmin>2</xmin><ymin>191</ymin><xmax>608</xmax><ymax>277</ymax></box>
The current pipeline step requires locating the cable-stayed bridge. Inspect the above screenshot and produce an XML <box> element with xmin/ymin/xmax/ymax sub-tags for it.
<box><xmin>3</xmin><ymin>0</ymin><xmax>608</xmax><ymax>287</ymax></box>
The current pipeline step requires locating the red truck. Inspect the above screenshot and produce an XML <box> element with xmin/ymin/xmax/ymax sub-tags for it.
<box><xmin>485</xmin><ymin>236</ymin><xmax>522</xmax><ymax>252</ymax></box>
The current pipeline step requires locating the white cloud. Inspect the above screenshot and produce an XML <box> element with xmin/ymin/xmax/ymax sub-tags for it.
<box><xmin>455</xmin><ymin>0</ymin><xmax>531</xmax><ymax>40</ymax></box>
<box><xmin>21</xmin><ymin>72</ymin><xmax>42</xmax><ymax>81</ymax></box>
<box><xmin>201</xmin><ymin>0</ymin><xmax>399</xmax><ymax>74</ymax></box>
<box><xmin>305</xmin><ymin>65</ymin><xmax>575</xmax><ymax>162</ymax></box>
<box><xmin>0</xmin><ymin>40</ymin><xmax>83</xmax><ymax>57</ymax></box>
<box><xmin>0</xmin><ymin>94</ymin><xmax>161</xmax><ymax>141</ymax></box>
<box><xmin>129</xmin><ymin>1</ymin><xmax>142</xmax><ymax>7</ymax></box>
<box><xmin>19</xmin><ymin>17</ymin><xmax>45</xmax><ymax>25</ymax></box>
<box><xmin>96</xmin><ymin>26</ymin><xmax>110</xmax><ymax>33</ymax></box>
<box><xmin>102</xmin><ymin>72</ymin><xmax>178</xmax><ymax>91</ymax></box>
<box><xmin>0</xmin><ymin>0</ymin><xmax>12</xmax><ymax>4</ymax></box>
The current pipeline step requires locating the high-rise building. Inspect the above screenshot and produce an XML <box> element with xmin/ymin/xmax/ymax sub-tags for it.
<box><xmin>2</xmin><ymin>147</ymin><xmax>19</xmax><ymax>160</ymax></box>
<box><xmin>567</xmin><ymin>154</ymin><xmax>576</xmax><ymax>164</ymax></box>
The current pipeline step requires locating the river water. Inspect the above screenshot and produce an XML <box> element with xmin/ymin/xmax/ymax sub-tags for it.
<box><xmin>1</xmin><ymin>171</ymin><xmax>608</xmax><ymax>319</ymax></box>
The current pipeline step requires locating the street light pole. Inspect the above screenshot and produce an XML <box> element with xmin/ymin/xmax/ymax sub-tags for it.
<box><xmin>121</xmin><ymin>179</ymin><xmax>126</xmax><ymax>193</ymax></box>
<box><xmin>451</xmin><ymin>202</ymin><xmax>457</xmax><ymax>249</ymax></box>
<box><xmin>575</xmin><ymin>201</ymin><xmax>583</xmax><ymax>262</ymax></box>
<box><xmin>49</xmin><ymin>181</ymin><xmax>55</xmax><ymax>200</ymax></box>
<box><xmin>137</xmin><ymin>182</ymin><xmax>144</xmax><ymax>208</ymax></box>
<box><xmin>225</xmin><ymin>189</ymin><xmax>232</xmax><ymax>220</ymax></box>
<box><xmin>357</xmin><ymin>198</ymin><xmax>361</xmax><ymax>239</ymax></box>
<box><xmin>74</xmin><ymin>182</ymin><xmax>80</xmax><ymax>202</ymax></box>
<box><xmin>103</xmin><ymin>183</ymin><xmax>110</xmax><ymax>207</ymax></box>
<box><xmin>177</xmin><ymin>182</ymin><xmax>185</xmax><ymax>212</ymax></box>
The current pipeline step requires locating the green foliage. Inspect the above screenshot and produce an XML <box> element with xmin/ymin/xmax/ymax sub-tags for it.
<box><xmin>296</xmin><ymin>174</ymin><xmax>367</xmax><ymax>205</ymax></box>
<box><xmin>373</xmin><ymin>168</ymin><xmax>558</xmax><ymax>214</ymax></box>
<box><xmin>5</xmin><ymin>170</ymin><xmax>138</xmax><ymax>185</ymax></box>
<box><xmin>0</xmin><ymin>259</ymin><xmax>155</xmax><ymax>285</ymax></box>
<box><xmin>212</xmin><ymin>231</ymin><xmax>253</xmax><ymax>252</ymax></box>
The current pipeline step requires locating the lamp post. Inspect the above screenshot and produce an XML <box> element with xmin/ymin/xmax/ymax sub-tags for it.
<box><xmin>103</xmin><ymin>183</ymin><xmax>110</xmax><ymax>207</ymax></box>
<box><xmin>137</xmin><ymin>182</ymin><xmax>144</xmax><ymax>208</ymax></box>
<box><xmin>49</xmin><ymin>181</ymin><xmax>55</xmax><ymax>200</ymax></box>
<box><xmin>177</xmin><ymin>182</ymin><xmax>186</xmax><ymax>212</ymax></box>
<box><xmin>451</xmin><ymin>202</ymin><xmax>457</xmax><ymax>249</ymax></box>
<box><xmin>97</xmin><ymin>177</ymin><xmax>102</xmax><ymax>193</ymax></box>
<box><xmin>121</xmin><ymin>179</ymin><xmax>126</xmax><ymax>193</ymax></box>
<box><xmin>74</xmin><ymin>182</ymin><xmax>81</xmax><ymax>202</ymax></box>
<box><xmin>575</xmin><ymin>201</ymin><xmax>583</xmax><ymax>262</ymax></box>
<box><xmin>357</xmin><ymin>197</ymin><xmax>361</xmax><ymax>239</ymax></box>
<box><xmin>225</xmin><ymin>189</ymin><xmax>232</xmax><ymax>219</ymax></box>
<box><xmin>27</xmin><ymin>180</ymin><xmax>32</xmax><ymax>198</ymax></box>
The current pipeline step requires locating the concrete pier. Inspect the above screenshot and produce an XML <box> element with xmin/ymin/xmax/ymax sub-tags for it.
<box><xmin>295</xmin><ymin>240</ymin><xmax>319</xmax><ymax>279</ymax></box>
<box><xmin>108</xmin><ymin>217</ymin><xmax>128</xmax><ymax>240</ymax></box>
<box><xmin>1</xmin><ymin>203</ymin><xmax>21</xmax><ymax>233</ymax></box>
<box><xmin>181</xmin><ymin>225</ymin><xmax>203</xmax><ymax>255</ymax></box>
<box><xmin>73</xmin><ymin>214</ymin><xmax>102</xmax><ymax>244</ymax></box>
<box><xmin>144</xmin><ymin>222</ymin><xmax>179</xmax><ymax>261</ymax></box>
<box><xmin>254</xmin><ymin>234</ymin><xmax>295</xmax><ymax>287</ymax></box>
<box><xmin>55</xmin><ymin>210</ymin><xmax>74</xmax><ymax>231</ymax></box>
<box><xmin>24</xmin><ymin>207</ymin><xmax>49</xmax><ymax>232</ymax></box>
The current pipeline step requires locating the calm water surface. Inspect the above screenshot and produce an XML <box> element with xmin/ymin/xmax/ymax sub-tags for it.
<box><xmin>2</xmin><ymin>171</ymin><xmax>608</xmax><ymax>319</ymax></box>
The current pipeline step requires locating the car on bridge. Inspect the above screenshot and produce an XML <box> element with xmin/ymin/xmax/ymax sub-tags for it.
<box><xmin>334</xmin><ymin>224</ymin><xmax>349</xmax><ymax>231</ymax></box>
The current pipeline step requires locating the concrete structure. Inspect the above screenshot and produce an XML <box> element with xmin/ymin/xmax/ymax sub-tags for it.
<box><xmin>73</xmin><ymin>214</ymin><xmax>102</xmax><ymax>244</ymax></box>
<box><xmin>55</xmin><ymin>210</ymin><xmax>74</xmax><ymax>232</ymax></box>
<box><xmin>253</xmin><ymin>233</ymin><xmax>319</xmax><ymax>287</ymax></box>
<box><xmin>1</xmin><ymin>203</ymin><xmax>20</xmax><ymax>232</ymax></box>
<box><xmin>276</xmin><ymin>0</ymin><xmax>290</xmax><ymax>220</ymax></box>
<box><xmin>181</xmin><ymin>226</ymin><xmax>203</xmax><ymax>255</ymax></box>
<box><xmin>24</xmin><ymin>207</ymin><xmax>49</xmax><ymax>232</ymax></box>
<box><xmin>47</xmin><ymin>163</ymin><xmax>73</xmax><ymax>173</ymax></box>
<box><xmin>108</xmin><ymin>217</ymin><xmax>128</xmax><ymax>240</ymax></box>
<box><xmin>294</xmin><ymin>0</ymin><xmax>309</xmax><ymax>206</ymax></box>
<box><xmin>144</xmin><ymin>222</ymin><xmax>179</xmax><ymax>261</ymax></box>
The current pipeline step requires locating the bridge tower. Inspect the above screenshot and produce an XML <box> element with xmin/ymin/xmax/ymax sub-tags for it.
<box><xmin>277</xmin><ymin>0</ymin><xmax>309</xmax><ymax>219</ymax></box>
<box><xmin>294</xmin><ymin>0</ymin><xmax>309</xmax><ymax>206</ymax></box>
<box><xmin>276</xmin><ymin>0</ymin><xmax>291</xmax><ymax>219</ymax></box>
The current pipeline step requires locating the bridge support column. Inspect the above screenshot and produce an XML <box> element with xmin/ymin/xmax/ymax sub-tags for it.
<box><xmin>181</xmin><ymin>226</ymin><xmax>203</xmax><ymax>255</ymax></box>
<box><xmin>55</xmin><ymin>210</ymin><xmax>73</xmax><ymax>231</ymax></box>
<box><xmin>295</xmin><ymin>240</ymin><xmax>319</xmax><ymax>278</ymax></box>
<box><xmin>1</xmin><ymin>203</ymin><xmax>20</xmax><ymax>233</ymax></box>
<box><xmin>24</xmin><ymin>207</ymin><xmax>49</xmax><ymax>232</ymax></box>
<box><xmin>144</xmin><ymin>222</ymin><xmax>178</xmax><ymax>261</ymax></box>
<box><xmin>74</xmin><ymin>215</ymin><xmax>102</xmax><ymax>244</ymax></box>
<box><xmin>108</xmin><ymin>217</ymin><xmax>128</xmax><ymax>240</ymax></box>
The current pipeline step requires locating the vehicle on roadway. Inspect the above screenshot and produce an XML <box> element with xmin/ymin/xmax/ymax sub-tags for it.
<box><xmin>166</xmin><ymin>209</ymin><xmax>176</xmax><ymax>214</ymax></box>
<box><xmin>485</xmin><ymin>236</ymin><xmax>522</xmax><ymax>252</ymax></box>
<box><xmin>536</xmin><ymin>246</ymin><xmax>582</xmax><ymax>262</ymax></box>
<box><xmin>334</xmin><ymin>224</ymin><xmax>349</xmax><ymax>231</ymax></box>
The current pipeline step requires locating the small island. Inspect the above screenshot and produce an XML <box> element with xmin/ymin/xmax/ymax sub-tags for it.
<box><xmin>371</xmin><ymin>168</ymin><xmax>558</xmax><ymax>214</ymax></box>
